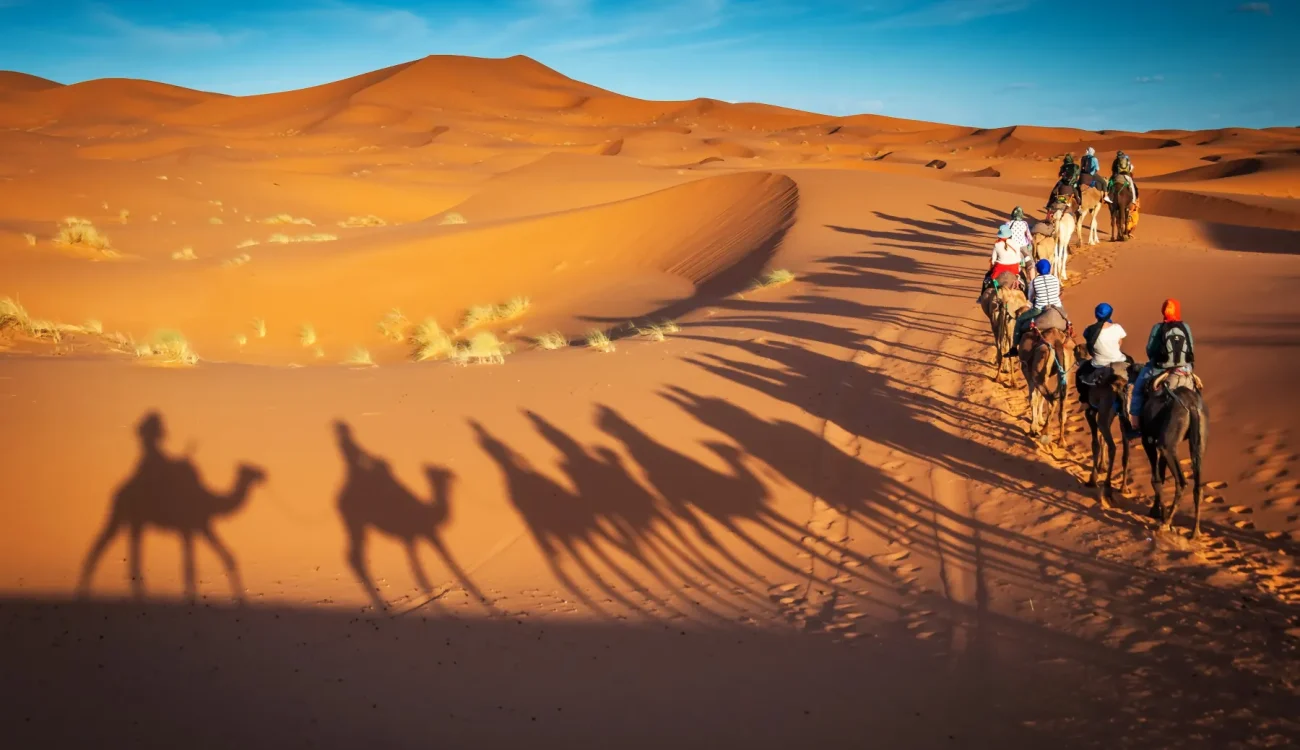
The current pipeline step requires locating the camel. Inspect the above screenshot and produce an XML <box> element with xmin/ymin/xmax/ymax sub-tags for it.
<box><xmin>1049</xmin><ymin>204</ymin><xmax>1078</xmax><ymax>280</ymax></box>
<box><xmin>1016</xmin><ymin>313</ymin><xmax>1077</xmax><ymax>443</ymax></box>
<box><xmin>1137</xmin><ymin>369</ymin><xmax>1209</xmax><ymax>536</ymax></box>
<box><xmin>979</xmin><ymin>275</ymin><xmax>1028</xmax><ymax>386</ymax></box>
<box><xmin>1029</xmin><ymin>222</ymin><xmax>1055</xmax><ymax>282</ymax></box>
<box><xmin>334</xmin><ymin>421</ymin><xmax>492</xmax><ymax>612</ymax></box>
<box><xmin>1078</xmin><ymin>360</ymin><xmax>1139</xmax><ymax>507</ymax></box>
<box><xmin>1109</xmin><ymin>175</ymin><xmax>1137</xmax><ymax>242</ymax></box>
<box><xmin>78</xmin><ymin>412</ymin><xmax>266</xmax><ymax>602</ymax></box>
<box><xmin>1076</xmin><ymin>178</ymin><xmax>1107</xmax><ymax>246</ymax></box>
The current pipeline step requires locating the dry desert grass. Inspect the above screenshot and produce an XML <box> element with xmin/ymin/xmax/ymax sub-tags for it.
<box><xmin>338</xmin><ymin>215</ymin><xmax>386</xmax><ymax>228</ymax></box>
<box><xmin>268</xmin><ymin>233</ymin><xmax>337</xmax><ymax>244</ymax></box>
<box><xmin>55</xmin><ymin>217</ymin><xmax>112</xmax><ymax>251</ymax></box>
<box><xmin>261</xmin><ymin>214</ymin><xmax>314</xmax><ymax>226</ymax></box>
<box><xmin>585</xmin><ymin>329</ymin><xmax>615</xmax><ymax>353</ymax></box>
<box><xmin>451</xmin><ymin>332</ymin><xmax>509</xmax><ymax>366</ymax></box>
<box><xmin>532</xmin><ymin>331</ymin><xmax>568</xmax><ymax>350</ymax></box>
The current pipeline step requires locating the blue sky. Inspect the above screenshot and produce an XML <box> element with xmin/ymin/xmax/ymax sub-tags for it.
<box><xmin>1</xmin><ymin>0</ymin><xmax>1295</xmax><ymax>131</ymax></box>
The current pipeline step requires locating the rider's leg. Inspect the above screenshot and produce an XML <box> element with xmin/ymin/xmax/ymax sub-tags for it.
<box><xmin>1129</xmin><ymin>363</ymin><xmax>1154</xmax><ymax>418</ymax></box>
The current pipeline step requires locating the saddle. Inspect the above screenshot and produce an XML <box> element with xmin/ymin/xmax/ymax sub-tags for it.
<box><xmin>1150</xmin><ymin>367</ymin><xmax>1202</xmax><ymax>394</ymax></box>
<box><xmin>1081</xmin><ymin>361</ymin><xmax>1130</xmax><ymax>387</ymax></box>
<box><xmin>1031</xmin><ymin>221</ymin><xmax>1054</xmax><ymax>237</ymax></box>
<box><xmin>1079</xmin><ymin>173</ymin><xmax>1105</xmax><ymax>192</ymax></box>
<box><xmin>991</xmin><ymin>271</ymin><xmax>1021</xmax><ymax>291</ymax></box>
<box><xmin>1033</xmin><ymin>306</ymin><xmax>1070</xmax><ymax>333</ymax></box>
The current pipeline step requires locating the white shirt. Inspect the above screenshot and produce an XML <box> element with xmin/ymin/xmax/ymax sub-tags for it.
<box><xmin>991</xmin><ymin>240</ymin><xmax>1020</xmax><ymax>266</ymax></box>
<box><xmin>1007</xmin><ymin>219</ymin><xmax>1033</xmax><ymax>252</ymax></box>
<box><xmin>1091</xmin><ymin>322</ymin><xmax>1127</xmax><ymax>367</ymax></box>
<box><xmin>1029</xmin><ymin>274</ymin><xmax>1062</xmax><ymax>308</ymax></box>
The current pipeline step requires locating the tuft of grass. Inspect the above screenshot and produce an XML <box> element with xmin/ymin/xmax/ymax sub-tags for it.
<box><xmin>495</xmin><ymin>296</ymin><xmax>531</xmax><ymax>322</ymax></box>
<box><xmin>411</xmin><ymin>319</ymin><xmax>455</xmax><ymax>361</ymax></box>
<box><xmin>236</xmin><ymin>238</ymin><xmax>259</xmax><ymax>249</ymax></box>
<box><xmin>209</xmin><ymin>217</ymin><xmax>223</xmax><ymax>225</ymax></box>
<box><xmin>251</xmin><ymin>318</ymin><xmax>267</xmax><ymax>338</ymax></box>
<box><xmin>119</xmin><ymin>209</ymin><xmax>130</xmax><ymax>223</ymax></box>
<box><xmin>460</xmin><ymin>296</ymin><xmax>532</xmax><ymax>331</ymax></box>
<box><xmin>460</xmin><ymin>304</ymin><xmax>497</xmax><ymax>331</ymax></box>
<box><xmin>268</xmin><ymin>233</ymin><xmax>337</xmax><ymax>244</ymax></box>
<box><xmin>171</xmin><ymin>247</ymin><xmax>198</xmax><ymax>261</ymax></box>
<box><xmin>751</xmin><ymin>268</ymin><xmax>795</xmax><ymax>290</ymax></box>
<box><xmin>585</xmin><ymin>329</ymin><xmax>615</xmax><ymax>353</ymax></box>
<box><xmin>533</xmin><ymin>331</ymin><xmax>568</xmax><ymax>350</ymax></box>
<box><xmin>377</xmin><ymin>309</ymin><xmax>409</xmax><ymax>342</ymax></box>
<box><xmin>1</xmin><ymin>297</ymin><xmax>31</xmax><ymax>331</ymax></box>
<box><xmin>438</xmin><ymin>212</ymin><xmax>467</xmax><ymax>226</ymax></box>
<box><xmin>450</xmin><ymin>332</ymin><xmax>508</xmax><ymax>366</ymax></box>
<box><xmin>84</xmin><ymin>319</ymin><xmax>103</xmax><ymax>334</ymax></box>
<box><xmin>149</xmin><ymin>330</ymin><xmax>199</xmax><ymax>365</ymax></box>
<box><xmin>636</xmin><ymin>322</ymin><xmax>677</xmax><ymax>342</ymax></box>
<box><xmin>55</xmin><ymin>217</ymin><xmax>111</xmax><ymax>251</ymax></box>
<box><xmin>338</xmin><ymin>215</ymin><xmax>386</xmax><ymax>228</ymax></box>
<box><xmin>234</xmin><ymin>333</ymin><xmax>248</xmax><ymax>347</ymax></box>
<box><xmin>222</xmin><ymin>253</ymin><xmax>252</xmax><ymax>268</ymax></box>
<box><xmin>261</xmin><ymin>214</ymin><xmax>314</xmax><ymax>226</ymax></box>
<box><xmin>344</xmin><ymin>347</ymin><xmax>375</xmax><ymax>367</ymax></box>
<box><xmin>23</xmin><ymin>233</ymin><xmax>36</xmax><ymax>246</ymax></box>
<box><xmin>299</xmin><ymin>324</ymin><xmax>317</xmax><ymax>348</ymax></box>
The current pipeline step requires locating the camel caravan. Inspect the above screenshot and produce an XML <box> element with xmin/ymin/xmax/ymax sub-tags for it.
<box><xmin>977</xmin><ymin>149</ymin><xmax>1209</xmax><ymax>537</ymax></box>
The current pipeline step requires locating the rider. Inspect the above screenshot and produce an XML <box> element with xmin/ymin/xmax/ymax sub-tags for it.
<box><xmin>1081</xmin><ymin>147</ymin><xmax>1100</xmax><ymax>176</ymax></box>
<box><xmin>1129</xmin><ymin>297</ymin><xmax>1194</xmax><ymax>423</ymax></box>
<box><xmin>1078</xmin><ymin>302</ymin><xmax>1128</xmax><ymax>389</ymax></box>
<box><xmin>1111</xmin><ymin>149</ymin><xmax>1139</xmax><ymax>200</ymax></box>
<box><xmin>1007</xmin><ymin>206</ymin><xmax>1034</xmax><ymax>266</ymax></box>
<box><xmin>984</xmin><ymin>224</ymin><xmax>1022</xmax><ymax>290</ymax></box>
<box><xmin>1007</xmin><ymin>258</ymin><xmax>1068</xmax><ymax>356</ymax></box>
<box><xmin>1059</xmin><ymin>154</ymin><xmax>1083</xmax><ymax>204</ymax></box>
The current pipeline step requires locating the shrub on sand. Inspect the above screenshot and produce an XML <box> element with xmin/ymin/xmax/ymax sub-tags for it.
<box><xmin>251</xmin><ymin>318</ymin><xmax>267</xmax><ymax>338</ymax></box>
<box><xmin>377</xmin><ymin>309</ymin><xmax>409</xmax><ymax>342</ymax></box>
<box><xmin>439</xmin><ymin>212</ymin><xmax>467</xmax><ymax>226</ymax></box>
<box><xmin>636</xmin><ymin>322</ymin><xmax>679</xmax><ymax>342</ymax></box>
<box><xmin>451</xmin><ymin>332</ymin><xmax>508</xmax><ymax>366</ymax></box>
<box><xmin>84</xmin><ymin>319</ymin><xmax>103</xmax><ymax>334</ymax></box>
<box><xmin>338</xmin><ymin>215</ymin><xmax>386</xmax><ymax>228</ymax></box>
<box><xmin>0</xmin><ymin>297</ymin><xmax>31</xmax><ymax>331</ymax></box>
<box><xmin>533</xmin><ymin>331</ymin><xmax>568</xmax><ymax>350</ymax></box>
<box><xmin>234</xmin><ymin>333</ymin><xmax>248</xmax><ymax>347</ymax></box>
<box><xmin>585</xmin><ymin>329</ymin><xmax>615</xmax><ymax>353</ymax></box>
<box><xmin>222</xmin><ymin>253</ymin><xmax>252</xmax><ymax>268</ymax></box>
<box><xmin>23</xmin><ymin>233</ymin><xmax>36</xmax><ymax>246</ymax></box>
<box><xmin>495</xmin><ymin>296</ymin><xmax>531</xmax><ymax>322</ymax></box>
<box><xmin>171</xmin><ymin>247</ymin><xmax>198</xmax><ymax>261</ymax></box>
<box><xmin>148</xmin><ymin>330</ymin><xmax>199</xmax><ymax>365</ymax></box>
<box><xmin>55</xmin><ymin>217</ymin><xmax>111</xmax><ymax>251</ymax></box>
<box><xmin>460</xmin><ymin>304</ymin><xmax>497</xmax><ymax>331</ymax></box>
<box><xmin>344</xmin><ymin>347</ymin><xmax>375</xmax><ymax>367</ymax></box>
<box><xmin>299</xmin><ymin>324</ymin><xmax>317</xmax><ymax>348</ymax></box>
<box><xmin>268</xmin><ymin>233</ymin><xmax>336</xmax><ymax>244</ymax></box>
<box><xmin>460</xmin><ymin>296</ymin><xmax>532</xmax><ymax>331</ymax></box>
<box><xmin>411</xmin><ymin>319</ymin><xmax>455</xmax><ymax>361</ymax></box>
<box><xmin>261</xmin><ymin>214</ymin><xmax>314</xmax><ymax>226</ymax></box>
<box><xmin>749</xmin><ymin>269</ymin><xmax>795</xmax><ymax>292</ymax></box>
<box><xmin>119</xmin><ymin>209</ymin><xmax>130</xmax><ymax>223</ymax></box>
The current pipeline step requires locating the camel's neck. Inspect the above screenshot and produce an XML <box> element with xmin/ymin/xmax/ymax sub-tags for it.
<box><xmin>213</xmin><ymin>473</ymin><xmax>256</xmax><ymax>516</ymax></box>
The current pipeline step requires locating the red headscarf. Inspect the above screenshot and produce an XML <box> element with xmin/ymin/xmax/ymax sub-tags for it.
<box><xmin>1161</xmin><ymin>298</ymin><xmax>1181</xmax><ymax>323</ymax></box>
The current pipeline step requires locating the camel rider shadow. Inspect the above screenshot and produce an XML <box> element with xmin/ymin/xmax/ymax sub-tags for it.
<box><xmin>333</xmin><ymin>421</ymin><xmax>493</xmax><ymax>613</ymax></box>
<box><xmin>78</xmin><ymin>411</ymin><xmax>267</xmax><ymax>603</ymax></box>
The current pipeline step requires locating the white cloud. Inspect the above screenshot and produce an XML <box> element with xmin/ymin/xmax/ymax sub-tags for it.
<box><xmin>1134</xmin><ymin>74</ymin><xmax>1164</xmax><ymax>84</ymax></box>
<box><xmin>866</xmin><ymin>0</ymin><xmax>1034</xmax><ymax>30</ymax></box>
<box><xmin>1237</xmin><ymin>2</ymin><xmax>1271</xmax><ymax>15</ymax></box>
<box><xmin>88</xmin><ymin>6</ymin><xmax>250</xmax><ymax>51</ymax></box>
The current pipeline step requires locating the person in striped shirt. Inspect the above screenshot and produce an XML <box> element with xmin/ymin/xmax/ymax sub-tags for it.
<box><xmin>1007</xmin><ymin>258</ymin><xmax>1070</xmax><ymax>356</ymax></box>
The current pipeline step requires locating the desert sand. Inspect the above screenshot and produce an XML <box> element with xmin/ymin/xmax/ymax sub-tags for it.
<box><xmin>2</xmin><ymin>55</ymin><xmax>1300</xmax><ymax>748</ymax></box>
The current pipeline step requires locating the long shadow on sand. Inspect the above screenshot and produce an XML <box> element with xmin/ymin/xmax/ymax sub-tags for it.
<box><xmin>78</xmin><ymin>411</ymin><xmax>267</xmax><ymax>603</ymax></box>
<box><xmin>334</xmin><ymin>420</ymin><xmax>493</xmax><ymax>613</ymax></box>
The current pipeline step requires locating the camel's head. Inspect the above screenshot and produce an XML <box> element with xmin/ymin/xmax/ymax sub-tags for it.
<box><xmin>423</xmin><ymin>465</ymin><xmax>454</xmax><ymax>489</ymax></box>
<box><xmin>593</xmin><ymin>446</ymin><xmax>622</xmax><ymax>467</ymax></box>
<box><xmin>236</xmin><ymin>463</ymin><xmax>268</xmax><ymax>486</ymax></box>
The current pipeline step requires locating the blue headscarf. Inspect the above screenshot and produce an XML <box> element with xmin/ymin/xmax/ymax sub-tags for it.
<box><xmin>1035</xmin><ymin>258</ymin><xmax>1052</xmax><ymax>276</ymax></box>
<box><xmin>1095</xmin><ymin>302</ymin><xmax>1113</xmax><ymax>321</ymax></box>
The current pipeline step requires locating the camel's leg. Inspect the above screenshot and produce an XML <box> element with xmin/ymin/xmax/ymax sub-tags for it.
<box><xmin>128</xmin><ymin>523</ymin><xmax>145</xmax><ymax>600</ymax></box>
<box><xmin>78</xmin><ymin>513</ymin><xmax>122</xmax><ymax>596</ymax></box>
<box><xmin>1143</xmin><ymin>440</ymin><xmax>1163</xmax><ymax>521</ymax></box>
<box><xmin>1085</xmin><ymin>408</ymin><xmax>1101</xmax><ymax>489</ymax></box>
<box><xmin>1162</xmin><ymin>444</ymin><xmax>1185</xmax><ymax>531</ymax></box>
<box><xmin>181</xmin><ymin>530</ymin><xmax>197</xmax><ymax>603</ymax></box>
<box><xmin>345</xmin><ymin>523</ymin><xmax>385</xmax><ymax>611</ymax></box>
<box><xmin>1101</xmin><ymin>412</ymin><xmax>1118</xmax><ymax>506</ymax></box>
<box><xmin>426</xmin><ymin>535</ymin><xmax>494</xmax><ymax>609</ymax></box>
<box><xmin>201</xmin><ymin>527</ymin><xmax>244</xmax><ymax>603</ymax></box>
<box><xmin>1091</xmin><ymin>208</ymin><xmax>1101</xmax><ymax>245</ymax></box>
<box><xmin>1057</xmin><ymin>389</ymin><xmax>1068</xmax><ymax>446</ymax></box>
<box><xmin>405</xmin><ymin>540</ymin><xmax>434</xmax><ymax>594</ymax></box>
<box><xmin>1189</xmin><ymin>406</ymin><xmax>1207</xmax><ymax>539</ymax></box>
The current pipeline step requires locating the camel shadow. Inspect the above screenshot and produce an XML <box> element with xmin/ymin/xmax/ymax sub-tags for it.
<box><xmin>333</xmin><ymin>420</ymin><xmax>492</xmax><ymax>614</ymax></box>
<box><xmin>78</xmin><ymin>411</ymin><xmax>266</xmax><ymax>603</ymax></box>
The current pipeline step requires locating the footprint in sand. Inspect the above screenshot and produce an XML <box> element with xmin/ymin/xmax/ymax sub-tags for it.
<box><xmin>1267</xmin><ymin>480</ymin><xmax>1300</xmax><ymax>493</ymax></box>
<box><xmin>1227</xmin><ymin>505</ymin><xmax>1254</xmax><ymax>514</ymax></box>
<box><xmin>1264</xmin><ymin>496</ymin><xmax>1299</xmax><ymax>510</ymax></box>
<box><xmin>881</xmin><ymin>460</ymin><xmax>906</xmax><ymax>471</ymax></box>
<box><xmin>1244</xmin><ymin>466</ymin><xmax>1290</xmax><ymax>483</ymax></box>
<box><xmin>1205</xmin><ymin>480</ymin><xmax>1229</xmax><ymax>490</ymax></box>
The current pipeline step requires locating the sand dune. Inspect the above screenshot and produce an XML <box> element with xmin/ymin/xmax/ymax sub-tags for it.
<box><xmin>2</xmin><ymin>53</ymin><xmax>1299</xmax><ymax>749</ymax></box>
